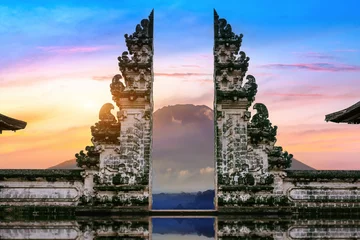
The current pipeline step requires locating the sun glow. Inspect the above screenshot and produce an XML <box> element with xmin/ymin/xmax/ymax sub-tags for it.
<box><xmin>83</xmin><ymin>100</ymin><xmax>97</xmax><ymax>111</ymax></box>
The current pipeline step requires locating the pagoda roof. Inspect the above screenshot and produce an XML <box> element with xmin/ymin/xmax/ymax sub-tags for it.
<box><xmin>325</xmin><ymin>101</ymin><xmax>360</xmax><ymax>124</ymax></box>
<box><xmin>0</xmin><ymin>113</ymin><xmax>27</xmax><ymax>134</ymax></box>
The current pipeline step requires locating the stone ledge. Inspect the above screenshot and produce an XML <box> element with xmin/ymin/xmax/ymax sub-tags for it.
<box><xmin>94</xmin><ymin>185</ymin><xmax>146</xmax><ymax>191</ymax></box>
<box><xmin>0</xmin><ymin>169</ymin><xmax>84</xmax><ymax>181</ymax></box>
<box><xmin>285</xmin><ymin>170</ymin><xmax>360</xmax><ymax>180</ymax></box>
<box><xmin>219</xmin><ymin>185</ymin><xmax>274</xmax><ymax>192</ymax></box>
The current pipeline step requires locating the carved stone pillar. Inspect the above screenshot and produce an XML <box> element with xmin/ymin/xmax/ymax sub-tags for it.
<box><xmin>75</xmin><ymin>10</ymin><xmax>154</xmax><ymax>211</ymax></box>
<box><xmin>110</xmin><ymin>10</ymin><xmax>154</xmax><ymax>209</ymax></box>
<box><xmin>214</xmin><ymin>10</ymin><xmax>292</xmax><ymax>211</ymax></box>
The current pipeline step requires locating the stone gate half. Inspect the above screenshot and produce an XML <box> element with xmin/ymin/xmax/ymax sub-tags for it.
<box><xmin>76</xmin><ymin>9</ymin><xmax>155</xmax><ymax>210</ymax></box>
<box><xmin>213</xmin><ymin>9</ymin><xmax>291</xmax><ymax>211</ymax></box>
<box><xmin>213</xmin><ymin>10</ymin><xmax>360</xmax><ymax>213</ymax></box>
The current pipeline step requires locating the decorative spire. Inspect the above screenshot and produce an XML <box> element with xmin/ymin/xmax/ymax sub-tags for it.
<box><xmin>112</xmin><ymin>10</ymin><xmax>154</xmax><ymax>107</ymax></box>
<box><xmin>214</xmin><ymin>9</ymin><xmax>243</xmax><ymax>47</ymax></box>
<box><xmin>213</xmin><ymin>9</ymin><xmax>256</xmax><ymax>108</ymax></box>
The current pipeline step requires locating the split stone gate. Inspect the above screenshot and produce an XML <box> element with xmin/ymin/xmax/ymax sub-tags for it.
<box><xmin>1</xmin><ymin>10</ymin><xmax>360</xmax><ymax>213</ymax></box>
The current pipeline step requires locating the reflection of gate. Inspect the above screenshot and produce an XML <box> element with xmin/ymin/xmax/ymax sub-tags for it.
<box><xmin>3</xmin><ymin>216</ymin><xmax>360</xmax><ymax>239</ymax></box>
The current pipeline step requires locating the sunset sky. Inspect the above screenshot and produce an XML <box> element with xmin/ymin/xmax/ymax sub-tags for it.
<box><xmin>1</xmin><ymin>0</ymin><xmax>359</xmax><ymax>180</ymax></box>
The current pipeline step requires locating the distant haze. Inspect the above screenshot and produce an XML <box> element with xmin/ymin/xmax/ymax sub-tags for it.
<box><xmin>50</xmin><ymin>104</ymin><xmax>314</xmax><ymax>192</ymax></box>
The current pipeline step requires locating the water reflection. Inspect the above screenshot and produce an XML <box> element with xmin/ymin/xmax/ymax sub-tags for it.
<box><xmin>153</xmin><ymin>234</ymin><xmax>212</xmax><ymax>240</ymax></box>
<box><xmin>2</xmin><ymin>215</ymin><xmax>360</xmax><ymax>239</ymax></box>
<box><xmin>152</xmin><ymin>218</ymin><xmax>214</xmax><ymax>239</ymax></box>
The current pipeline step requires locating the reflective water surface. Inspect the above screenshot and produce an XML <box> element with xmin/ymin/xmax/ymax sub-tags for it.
<box><xmin>1</xmin><ymin>215</ymin><xmax>360</xmax><ymax>239</ymax></box>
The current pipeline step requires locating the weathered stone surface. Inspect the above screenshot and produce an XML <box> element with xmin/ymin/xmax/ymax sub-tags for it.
<box><xmin>0</xmin><ymin>180</ymin><xmax>84</xmax><ymax>206</ymax></box>
<box><xmin>0</xmin><ymin>219</ymin><xmax>150</xmax><ymax>239</ymax></box>
<box><xmin>214</xmin><ymin>10</ymin><xmax>293</xmax><ymax>210</ymax></box>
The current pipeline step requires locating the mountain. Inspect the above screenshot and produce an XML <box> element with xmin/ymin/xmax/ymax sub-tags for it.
<box><xmin>290</xmin><ymin>158</ymin><xmax>315</xmax><ymax>170</ymax></box>
<box><xmin>48</xmin><ymin>159</ymin><xmax>80</xmax><ymax>169</ymax></box>
<box><xmin>152</xmin><ymin>217</ymin><xmax>215</xmax><ymax>237</ymax></box>
<box><xmin>152</xmin><ymin>190</ymin><xmax>215</xmax><ymax>210</ymax></box>
<box><xmin>49</xmin><ymin>104</ymin><xmax>314</xmax><ymax>172</ymax></box>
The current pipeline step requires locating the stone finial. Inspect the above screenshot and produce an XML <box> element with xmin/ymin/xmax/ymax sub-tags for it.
<box><xmin>213</xmin><ymin>10</ymin><xmax>257</xmax><ymax>107</ymax></box>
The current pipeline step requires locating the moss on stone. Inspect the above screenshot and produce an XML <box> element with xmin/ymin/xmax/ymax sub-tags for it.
<box><xmin>220</xmin><ymin>185</ymin><xmax>274</xmax><ymax>192</ymax></box>
<box><xmin>286</xmin><ymin>170</ymin><xmax>360</xmax><ymax>181</ymax></box>
<box><xmin>0</xmin><ymin>169</ymin><xmax>84</xmax><ymax>181</ymax></box>
<box><xmin>94</xmin><ymin>185</ymin><xmax>146</xmax><ymax>192</ymax></box>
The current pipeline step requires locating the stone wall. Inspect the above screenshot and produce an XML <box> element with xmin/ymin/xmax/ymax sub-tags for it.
<box><xmin>283</xmin><ymin>170</ymin><xmax>360</xmax><ymax>208</ymax></box>
<box><xmin>217</xmin><ymin>217</ymin><xmax>360</xmax><ymax>239</ymax></box>
<box><xmin>0</xmin><ymin>218</ymin><xmax>150</xmax><ymax>239</ymax></box>
<box><xmin>0</xmin><ymin>170</ymin><xmax>84</xmax><ymax>206</ymax></box>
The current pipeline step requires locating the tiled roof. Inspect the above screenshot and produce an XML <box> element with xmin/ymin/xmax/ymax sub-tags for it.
<box><xmin>0</xmin><ymin>113</ymin><xmax>27</xmax><ymax>133</ymax></box>
<box><xmin>325</xmin><ymin>101</ymin><xmax>360</xmax><ymax>124</ymax></box>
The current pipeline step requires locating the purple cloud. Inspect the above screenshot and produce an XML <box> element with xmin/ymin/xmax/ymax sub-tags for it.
<box><xmin>334</xmin><ymin>49</ymin><xmax>359</xmax><ymax>52</ymax></box>
<box><xmin>259</xmin><ymin>63</ymin><xmax>360</xmax><ymax>72</ymax></box>
<box><xmin>92</xmin><ymin>75</ymin><xmax>114</xmax><ymax>81</ymax></box>
<box><xmin>181</xmin><ymin>65</ymin><xmax>201</xmax><ymax>68</ymax></box>
<box><xmin>263</xmin><ymin>92</ymin><xmax>324</xmax><ymax>97</ymax></box>
<box><xmin>292</xmin><ymin>52</ymin><xmax>336</xmax><ymax>59</ymax></box>
<box><xmin>155</xmin><ymin>73</ymin><xmax>212</xmax><ymax>77</ymax></box>
<box><xmin>37</xmin><ymin>45</ymin><xmax>115</xmax><ymax>54</ymax></box>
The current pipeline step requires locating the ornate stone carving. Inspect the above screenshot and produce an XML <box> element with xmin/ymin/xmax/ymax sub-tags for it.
<box><xmin>268</xmin><ymin>146</ymin><xmax>293</xmax><ymax>170</ymax></box>
<box><xmin>111</xmin><ymin>10</ymin><xmax>154</xmax><ymax>107</ymax></box>
<box><xmin>75</xmin><ymin>145</ymin><xmax>101</xmax><ymax>169</ymax></box>
<box><xmin>74</xmin><ymin>11</ymin><xmax>154</xmax><ymax>209</ymax></box>
<box><xmin>248</xmin><ymin>103</ymin><xmax>277</xmax><ymax>145</ymax></box>
<box><xmin>214</xmin><ymin>10</ymin><xmax>293</xmax><ymax>210</ymax></box>
<box><xmin>214</xmin><ymin>10</ymin><xmax>257</xmax><ymax>108</ymax></box>
<box><xmin>91</xmin><ymin>103</ymin><xmax>120</xmax><ymax>144</ymax></box>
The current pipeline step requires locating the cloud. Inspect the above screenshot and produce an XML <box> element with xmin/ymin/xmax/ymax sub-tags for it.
<box><xmin>276</xmin><ymin>123</ymin><xmax>360</xmax><ymax>154</ymax></box>
<box><xmin>182</xmin><ymin>78</ymin><xmax>212</xmax><ymax>84</ymax></box>
<box><xmin>37</xmin><ymin>45</ymin><xmax>115</xmax><ymax>54</ymax></box>
<box><xmin>92</xmin><ymin>75</ymin><xmax>114</xmax><ymax>81</ymax></box>
<box><xmin>263</xmin><ymin>92</ymin><xmax>324</xmax><ymax>97</ymax></box>
<box><xmin>260</xmin><ymin>92</ymin><xmax>359</xmax><ymax>106</ymax></box>
<box><xmin>259</xmin><ymin>63</ymin><xmax>360</xmax><ymax>72</ymax></box>
<box><xmin>155</xmin><ymin>73</ymin><xmax>212</xmax><ymax>77</ymax></box>
<box><xmin>179</xmin><ymin>170</ymin><xmax>190</xmax><ymax>177</ymax></box>
<box><xmin>181</xmin><ymin>65</ymin><xmax>201</xmax><ymax>68</ymax></box>
<box><xmin>334</xmin><ymin>49</ymin><xmax>359</xmax><ymax>52</ymax></box>
<box><xmin>171</xmin><ymin>116</ymin><xmax>182</xmax><ymax>124</ymax></box>
<box><xmin>3</xmin><ymin>109</ymin><xmax>58</xmax><ymax>124</ymax></box>
<box><xmin>200</xmin><ymin>167</ymin><xmax>214</xmax><ymax>174</ymax></box>
<box><xmin>198</xmin><ymin>54</ymin><xmax>212</xmax><ymax>59</ymax></box>
<box><xmin>292</xmin><ymin>52</ymin><xmax>336</xmax><ymax>59</ymax></box>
